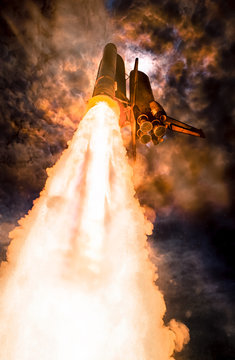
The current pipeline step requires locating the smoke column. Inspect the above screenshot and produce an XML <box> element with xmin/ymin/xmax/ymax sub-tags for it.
<box><xmin>0</xmin><ymin>100</ymin><xmax>189</xmax><ymax>359</ymax></box>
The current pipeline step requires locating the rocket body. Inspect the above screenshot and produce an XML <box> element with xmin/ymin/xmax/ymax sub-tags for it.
<box><xmin>93</xmin><ymin>43</ymin><xmax>117</xmax><ymax>99</ymax></box>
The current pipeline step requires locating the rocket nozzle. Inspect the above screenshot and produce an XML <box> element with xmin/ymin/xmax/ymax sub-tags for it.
<box><xmin>137</xmin><ymin>129</ymin><xmax>152</xmax><ymax>144</ymax></box>
<box><xmin>137</xmin><ymin>114</ymin><xmax>153</xmax><ymax>132</ymax></box>
<box><xmin>152</xmin><ymin>120</ymin><xmax>167</xmax><ymax>138</ymax></box>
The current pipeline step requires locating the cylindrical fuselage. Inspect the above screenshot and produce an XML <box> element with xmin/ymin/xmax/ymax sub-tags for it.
<box><xmin>93</xmin><ymin>43</ymin><xmax>117</xmax><ymax>99</ymax></box>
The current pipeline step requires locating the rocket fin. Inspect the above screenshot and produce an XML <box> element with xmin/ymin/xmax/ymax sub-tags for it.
<box><xmin>165</xmin><ymin>116</ymin><xmax>205</xmax><ymax>138</ymax></box>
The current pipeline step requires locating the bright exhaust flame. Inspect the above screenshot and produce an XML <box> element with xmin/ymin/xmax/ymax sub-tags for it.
<box><xmin>0</xmin><ymin>100</ymin><xmax>189</xmax><ymax>359</ymax></box>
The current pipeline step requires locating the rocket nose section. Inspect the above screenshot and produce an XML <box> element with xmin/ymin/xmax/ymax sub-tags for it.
<box><xmin>104</xmin><ymin>43</ymin><xmax>117</xmax><ymax>52</ymax></box>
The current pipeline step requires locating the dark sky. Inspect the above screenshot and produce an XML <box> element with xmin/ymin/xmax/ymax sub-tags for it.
<box><xmin>0</xmin><ymin>0</ymin><xmax>234</xmax><ymax>359</ymax></box>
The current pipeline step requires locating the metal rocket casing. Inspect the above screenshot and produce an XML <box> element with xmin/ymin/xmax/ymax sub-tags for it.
<box><xmin>92</xmin><ymin>43</ymin><xmax>127</xmax><ymax>101</ymax></box>
<box><xmin>91</xmin><ymin>43</ymin><xmax>128</xmax><ymax>129</ymax></box>
<box><xmin>93</xmin><ymin>43</ymin><xmax>117</xmax><ymax>99</ymax></box>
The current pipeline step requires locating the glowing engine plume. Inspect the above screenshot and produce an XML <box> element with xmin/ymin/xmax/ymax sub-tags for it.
<box><xmin>0</xmin><ymin>100</ymin><xmax>189</xmax><ymax>359</ymax></box>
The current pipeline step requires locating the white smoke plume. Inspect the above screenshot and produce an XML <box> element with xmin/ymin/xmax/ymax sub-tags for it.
<box><xmin>0</xmin><ymin>101</ymin><xmax>189</xmax><ymax>359</ymax></box>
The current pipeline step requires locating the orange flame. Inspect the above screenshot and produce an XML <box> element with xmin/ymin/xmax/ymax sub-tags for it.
<box><xmin>0</xmin><ymin>100</ymin><xmax>189</xmax><ymax>359</ymax></box>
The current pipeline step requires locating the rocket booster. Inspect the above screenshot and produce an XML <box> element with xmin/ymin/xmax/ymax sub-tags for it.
<box><xmin>93</xmin><ymin>43</ymin><xmax>127</xmax><ymax>103</ymax></box>
<box><xmin>93</xmin><ymin>43</ymin><xmax>118</xmax><ymax>99</ymax></box>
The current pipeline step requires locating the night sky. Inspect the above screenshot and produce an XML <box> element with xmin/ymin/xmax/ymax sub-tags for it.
<box><xmin>0</xmin><ymin>0</ymin><xmax>234</xmax><ymax>359</ymax></box>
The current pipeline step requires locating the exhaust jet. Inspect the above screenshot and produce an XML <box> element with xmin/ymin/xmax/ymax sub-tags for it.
<box><xmin>91</xmin><ymin>43</ymin><xmax>205</xmax><ymax>158</ymax></box>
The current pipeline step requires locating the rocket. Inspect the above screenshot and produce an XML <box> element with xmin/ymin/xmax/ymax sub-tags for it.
<box><xmin>91</xmin><ymin>43</ymin><xmax>205</xmax><ymax>158</ymax></box>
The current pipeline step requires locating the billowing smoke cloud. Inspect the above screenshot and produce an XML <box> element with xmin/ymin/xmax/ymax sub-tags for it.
<box><xmin>110</xmin><ymin>0</ymin><xmax>233</xmax><ymax>217</ymax></box>
<box><xmin>0</xmin><ymin>0</ymin><xmax>114</xmax><ymax>246</ymax></box>
<box><xmin>109</xmin><ymin>1</ymin><xmax>235</xmax><ymax>359</ymax></box>
<box><xmin>0</xmin><ymin>100</ymin><xmax>190</xmax><ymax>359</ymax></box>
<box><xmin>133</xmin><ymin>138</ymin><xmax>229</xmax><ymax>217</ymax></box>
<box><xmin>1</xmin><ymin>0</ymin><xmax>233</xmax><ymax>243</ymax></box>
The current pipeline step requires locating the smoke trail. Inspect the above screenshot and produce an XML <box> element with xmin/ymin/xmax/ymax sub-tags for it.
<box><xmin>0</xmin><ymin>101</ymin><xmax>189</xmax><ymax>359</ymax></box>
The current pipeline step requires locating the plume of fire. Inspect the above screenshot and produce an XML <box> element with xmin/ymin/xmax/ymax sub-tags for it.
<box><xmin>0</xmin><ymin>98</ymin><xmax>189</xmax><ymax>359</ymax></box>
